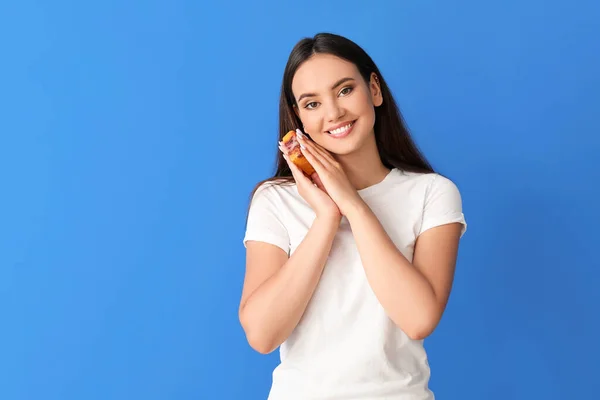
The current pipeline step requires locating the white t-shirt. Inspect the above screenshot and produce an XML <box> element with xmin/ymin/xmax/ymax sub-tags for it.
<box><xmin>243</xmin><ymin>168</ymin><xmax>467</xmax><ymax>400</ymax></box>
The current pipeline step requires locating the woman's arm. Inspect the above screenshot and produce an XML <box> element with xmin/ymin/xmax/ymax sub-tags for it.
<box><xmin>290</xmin><ymin>135</ymin><xmax>466</xmax><ymax>341</ymax></box>
<box><xmin>239</xmin><ymin>215</ymin><xmax>339</xmax><ymax>354</ymax></box>
<box><xmin>345</xmin><ymin>201</ymin><xmax>463</xmax><ymax>340</ymax></box>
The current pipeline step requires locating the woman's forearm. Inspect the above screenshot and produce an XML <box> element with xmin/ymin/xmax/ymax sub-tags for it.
<box><xmin>345</xmin><ymin>202</ymin><xmax>439</xmax><ymax>340</ymax></box>
<box><xmin>240</xmin><ymin>215</ymin><xmax>340</xmax><ymax>353</ymax></box>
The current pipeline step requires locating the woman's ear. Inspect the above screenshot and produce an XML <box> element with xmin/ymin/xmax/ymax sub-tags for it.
<box><xmin>370</xmin><ymin>73</ymin><xmax>383</xmax><ymax>107</ymax></box>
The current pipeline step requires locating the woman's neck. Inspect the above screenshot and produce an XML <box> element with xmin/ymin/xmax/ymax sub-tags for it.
<box><xmin>335</xmin><ymin>134</ymin><xmax>390</xmax><ymax>191</ymax></box>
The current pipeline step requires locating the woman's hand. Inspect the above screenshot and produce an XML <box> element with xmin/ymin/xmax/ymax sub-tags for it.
<box><xmin>296</xmin><ymin>132</ymin><xmax>364</xmax><ymax>216</ymax></box>
<box><xmin>279</xmin><ymin>141</ymin><xmax>341</xmax><ymax>222</ymax></box>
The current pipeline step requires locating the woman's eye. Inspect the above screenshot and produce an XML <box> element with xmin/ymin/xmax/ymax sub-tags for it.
<box><xmin>305</xmin><ymin>102</ymin><xmax>319</xmax><ymax>109</ymax></box>
<box><xmin>339</xmin><ymin>87</ymin><xmax>353</xmax><ymax>96</ymax></box>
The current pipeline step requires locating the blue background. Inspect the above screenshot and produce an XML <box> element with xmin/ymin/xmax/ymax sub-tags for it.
<box><xmin>1</xmin><ymin>1</ymin><xmax>598</xmax><ymax>399</ymax></box>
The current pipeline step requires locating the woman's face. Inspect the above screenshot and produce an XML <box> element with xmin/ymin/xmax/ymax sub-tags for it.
<box><xmin>291</xmin><ymin>54</ymin><xmax>382</xmax><ymax>156</ymax></box>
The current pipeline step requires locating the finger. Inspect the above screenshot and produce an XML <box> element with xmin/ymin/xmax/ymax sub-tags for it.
<box><xmin>297</xmin><ymin>134</ymin><xmax>337</xmax><ymax>170</ymax></box>
<box><xmin>279</xmin><ymin>142</ymin><xmax>298</xmax><ymax>171</ymax></box>
<box><xmin>302</xmin><ymin>136</ymin><xmax>334</xmax><ymax>161</ymax></box>
<box><xmin>278</xmin><ymin>141</ymin><xmax>289</xmax><ymax>156</ymax></box>
<box><xmin>282</xmin><ymin>152</ymin><xmax>312</xmax><ymax>186</ymax></box>
<box><xmin>280</xmin><ymin>141</ymin><xmax>322</xmax><ymax>188</ymax></box>
<box><xmin>311</xmin><ymin>172</ymin><xmax>327</xmax><ymax>193</ymax></box>
<box><xmin>299</xmin><ymin>144</ymin><xmax>328</xmax><ymax>176</ymax></box>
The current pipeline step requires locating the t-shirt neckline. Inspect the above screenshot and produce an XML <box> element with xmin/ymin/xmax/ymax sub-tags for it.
<box><xmin>357</xmin><ymin>168</ymin><xmax>398</xmax><ymax>198</ymax></box>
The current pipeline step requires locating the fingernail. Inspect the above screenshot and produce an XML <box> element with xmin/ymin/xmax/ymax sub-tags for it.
<box><xmin>300</xmin><ymin>143</ymin><xmax>306</xmax><ymax>150</ymax></box>
<box><xmin>296</xmin><ymin>128</ymin><xmax>304</xmax><ymax>138</ymax></box>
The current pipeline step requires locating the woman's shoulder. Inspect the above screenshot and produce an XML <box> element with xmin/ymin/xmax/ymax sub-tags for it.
<box><xmin>390</xmin><ymin>169</ymin><xmax>466</xmax><ymax>235</ymax></box>
<box><xmin>248</xmin><ymin>178</ymin><xmax>301</xmax><ymax>215</ymax></box>
<box><xmin>394</xmin><ymin>169</ymin><xmax>462</xmax><ymax>192</ymax></box>
<box><xmin>383</xmin><ymin>169</ymin><xmax>464</xmax><ymax>207</ymax></box>
<box><xmin>252</xmin><ymin>178</ymin><xmax>298</xmax><ymax>200</ymax></box>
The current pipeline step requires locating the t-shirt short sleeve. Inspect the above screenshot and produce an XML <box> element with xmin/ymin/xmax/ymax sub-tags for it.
<box><xmin>418</xmin><ymin>174</ymin><xmax>467</xmax><ymax>237</ymax></box>
<box><xmin>243</xmin><ymin>183</ymin><xmax>290</xmax><ymax>254</ymax></box>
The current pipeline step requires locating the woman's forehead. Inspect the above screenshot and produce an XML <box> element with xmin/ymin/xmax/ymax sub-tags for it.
<box><xmin>292</xmin><ymin>54</ymin><xmax>360</xmax><ymax>93</ymax></box>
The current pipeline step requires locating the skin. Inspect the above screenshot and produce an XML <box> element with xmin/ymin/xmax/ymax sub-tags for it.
<box><xmin>239</xmin><ymin>53</ymin><xmax>463</xmax><ymax>354</ymax></box>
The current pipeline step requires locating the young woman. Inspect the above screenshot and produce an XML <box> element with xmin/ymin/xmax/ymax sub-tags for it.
<box><xmin>239</xmin><ymin>33</ymin><xmax>467</xmax><ymax>400</ymax></box>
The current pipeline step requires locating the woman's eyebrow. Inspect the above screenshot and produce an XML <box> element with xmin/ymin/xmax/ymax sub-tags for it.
<box><xmin>297</xmin><ymin>77</ymin><xmax>355</xmax><ymax>103</ymax></box>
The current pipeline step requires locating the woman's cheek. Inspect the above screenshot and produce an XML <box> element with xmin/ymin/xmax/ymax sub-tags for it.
<box><xmin>301</xmin><ymin>115</ymin><xmax>322</xmax><ymax>136</ymax></box>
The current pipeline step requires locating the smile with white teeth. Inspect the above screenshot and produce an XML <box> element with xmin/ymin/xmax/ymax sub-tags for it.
<box><xmin>328</xmin><ymin>121</ymin><xmax>354</xmax><ymax>135</ymax></box>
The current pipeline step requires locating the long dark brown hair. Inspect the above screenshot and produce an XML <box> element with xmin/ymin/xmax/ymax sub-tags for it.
<box><xmin>249</xmin><ymin>32</ymin><xmax>434</xmax><ymax>201</ymax></box>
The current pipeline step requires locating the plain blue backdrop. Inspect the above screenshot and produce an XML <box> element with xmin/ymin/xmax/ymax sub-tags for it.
<box><xmin>1</xmin><ymin>1</ymin><xmax>599</xmax><ymax>399</ymax></box>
